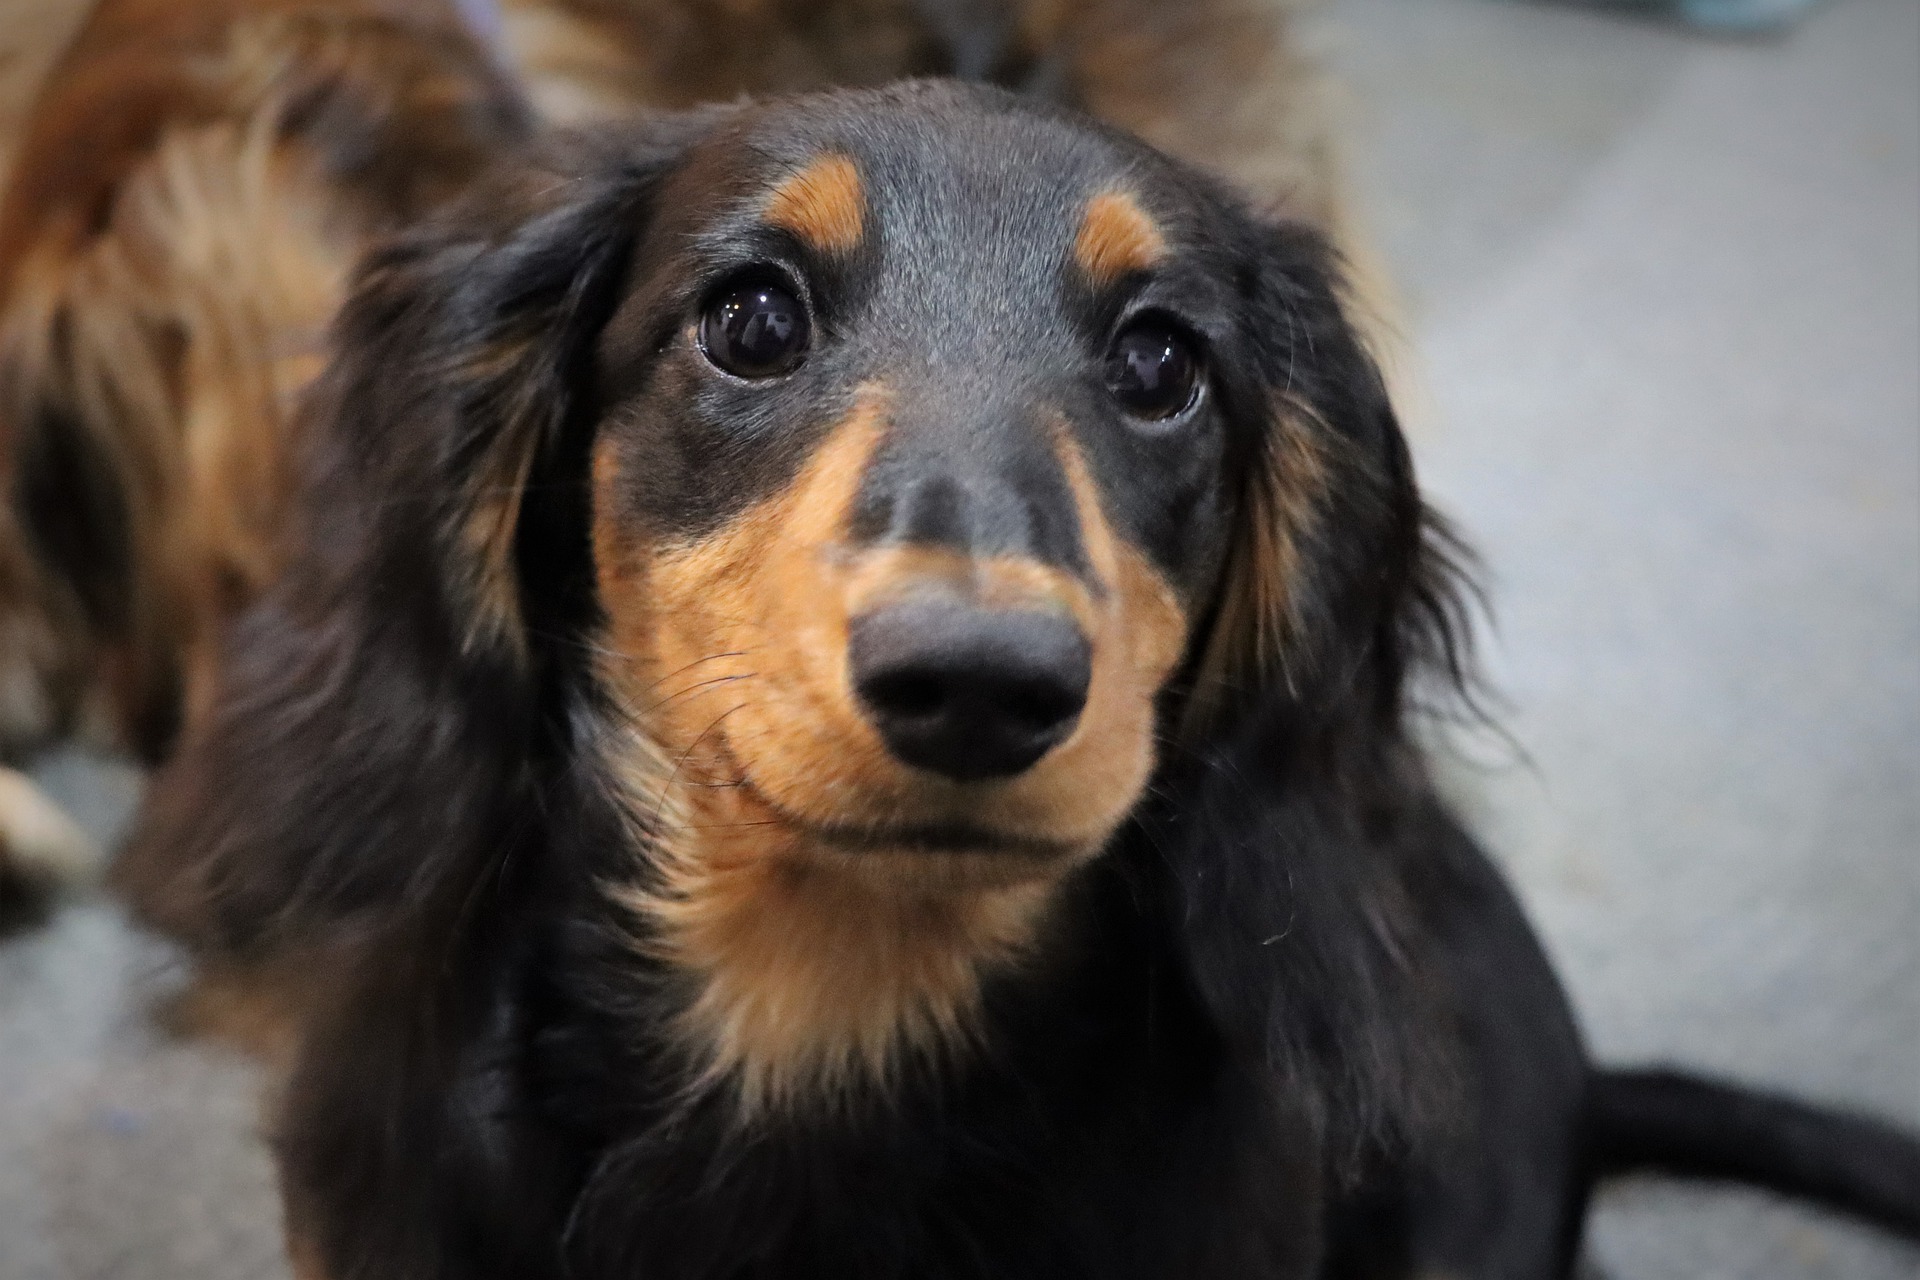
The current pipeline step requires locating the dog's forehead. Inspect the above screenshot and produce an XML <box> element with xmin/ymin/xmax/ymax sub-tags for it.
<box><xmin>718</xmin><ymin>88</ymin><xmax>1189</xmax><ymax>311</ymax></box>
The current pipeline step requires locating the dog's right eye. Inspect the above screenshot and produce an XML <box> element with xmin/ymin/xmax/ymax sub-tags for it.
<box><xmin>699</xmin><ymin>279</ymin><xmax>810</xmax><ymax>378</ymax></box>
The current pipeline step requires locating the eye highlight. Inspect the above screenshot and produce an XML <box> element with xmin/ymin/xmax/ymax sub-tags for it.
<box><xmin>699</xmin><ymin>277</ymin><xmax>811</xmax><ymax>378</ymax></box>
<box><xmin>1105</xmin><ymin>317</ymin><xmax>1201</xmax><ymax>421</ymax></box>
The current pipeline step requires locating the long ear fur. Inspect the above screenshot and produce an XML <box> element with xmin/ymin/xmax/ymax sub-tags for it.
<box><xmin>114</xmin><ymin>130</ymin><xmax>685</xmax><ymax>959</ymax></box>
<box><xmin>1182</xmin><ymin>222</ymin><xmax>1476</xmax><ymax>744</ymax></box>
<box><xmin>1157</xmin><ymin>220</ymin><xmax>1480</xmax><ymax>1175</ymax></box>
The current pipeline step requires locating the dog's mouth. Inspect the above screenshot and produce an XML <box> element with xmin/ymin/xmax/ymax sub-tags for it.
<box><xmin>727</xmin><ymin>757</ymin><xmax>1091</xmax><ymax>865</ymax></box>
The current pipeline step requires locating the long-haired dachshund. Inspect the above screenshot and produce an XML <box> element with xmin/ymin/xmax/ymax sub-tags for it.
<box><xmin>0</xmin><ymin>0</ymin><xmax>1350</xmax><ymax>913</ymax></box>
<box><xmin>105</xmin><ymin>77</ymin><xmax>1920</xmax><ymax>1278</ymax></box>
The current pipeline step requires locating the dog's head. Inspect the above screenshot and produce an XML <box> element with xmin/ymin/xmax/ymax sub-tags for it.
<box><xmin>589</xmin><ymin>99</ymin><xmax>1255</xmax><ymax>864</ymax></box>
<box><xmin>135</xmin><ymin>82</ymin><xmax>1457</xmax><ymax>1110</ymax></box>
<box><xmin>496</xmin><ymin>85</ymin><xmax>1416</xmax><ymax>834</ymax></box>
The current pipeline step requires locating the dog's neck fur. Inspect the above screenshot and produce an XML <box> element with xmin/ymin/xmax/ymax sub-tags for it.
<box><xmin>597</xmin><ymin>720</ymin><xmax>1082</xmax><ymax>1114</ymax></box>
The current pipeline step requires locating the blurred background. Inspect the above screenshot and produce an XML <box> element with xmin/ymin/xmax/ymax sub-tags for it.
<box><xmin>1</xmin><ymin>0</ymin><xmax>1915</xmax><ymax>1276</ymax></box>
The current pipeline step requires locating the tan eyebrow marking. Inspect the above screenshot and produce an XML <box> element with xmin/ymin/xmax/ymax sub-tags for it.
<box><xmin>763</xmin><ymin>154</ymin><xmax>866</xmax><ymax>254</ymax></box>
<box><xmin>1073</xmin><ymin>190</ymin><xmax>1167</xmax><ymax>286</ymax></box>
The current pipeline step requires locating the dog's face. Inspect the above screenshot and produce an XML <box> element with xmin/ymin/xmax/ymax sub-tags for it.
<box><xmin>588</xmin><ymin>93</ymin><xmax>1326</xmax><ymax>877</ymax></box>
<box><xmin>295</xmin><ymin>82</ymin><xmax>1416</xmax><ymax>1105</ymax></box>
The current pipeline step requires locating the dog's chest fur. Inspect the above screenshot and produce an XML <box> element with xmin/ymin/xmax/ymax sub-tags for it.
<box><xmin>459</xmin><ymin>807</ymin><xmax>1330</xmax><ymax>1280</ymax></box>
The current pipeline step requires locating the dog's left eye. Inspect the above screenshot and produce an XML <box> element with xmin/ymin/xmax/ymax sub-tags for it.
<box><xmin>700</xmin><ymin>279</ymin><xmax>811</xmax><ymax>378</ymax></box>
<box><xmin>1105</xmin><ymin>318</ymin><xmax>1201</xmax><ymax>421</ymax></box>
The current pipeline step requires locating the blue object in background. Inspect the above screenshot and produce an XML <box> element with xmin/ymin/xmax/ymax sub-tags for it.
<box><xmin>1674</xmin><ymin>0</ymin><xmax>1819</xmax><ymax>32</ymax></box>
<box><xmin>1561</xmin><ymin>0</ymin><xmax>1821</xmax><ymax>32</ymax></box>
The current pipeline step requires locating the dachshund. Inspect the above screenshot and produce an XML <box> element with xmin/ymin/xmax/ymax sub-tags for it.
<box><xmin>0</xmin><ymin>0</ymin><xmax>1351</xmax><ymax>916</ymax></box>
<box><xmin>112</xmin><ymin>81</ymin><xmax>1920</xmax><ymax>1279</ymax></box>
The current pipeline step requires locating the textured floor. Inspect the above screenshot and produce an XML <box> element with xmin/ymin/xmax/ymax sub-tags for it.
<box><xmin>2</xmin><ymin>1</ymin><xmax>1916</xmax><ymax>1277</ymax></box>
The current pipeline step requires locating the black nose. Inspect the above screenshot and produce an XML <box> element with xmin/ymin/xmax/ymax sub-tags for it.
<box><xmin>848</xmin><ymin>600</ymin><xmax>1092</xmax><ymax>781</ymax></box>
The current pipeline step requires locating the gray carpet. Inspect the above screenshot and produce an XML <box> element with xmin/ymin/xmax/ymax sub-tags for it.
<box><xmin>1</xmin><ymin>1</ymin><xmax>1915</xmax><ymax>1277</ymax></box>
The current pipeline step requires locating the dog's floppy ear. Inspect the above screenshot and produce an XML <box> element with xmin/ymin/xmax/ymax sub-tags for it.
<box><xmin>1150</xmin><ymin>220</ymin><xmax>1475</xmax><ymax>1175</ymax></box>
<box><xmin>1182</xmin><ymin>221</ymin><xmax>1473</xmax><ymax>745</ymax></box>
<box><xmin>115</xmin><ymin>124</ymin><xmax>705</xmax><ymax>957</ymax></box>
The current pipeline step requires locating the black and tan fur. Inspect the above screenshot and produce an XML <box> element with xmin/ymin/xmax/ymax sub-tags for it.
<box><xmin>115</xmin><ymin>83</ymin><xmax>1920</xmax><ymax>1279</ymax></box>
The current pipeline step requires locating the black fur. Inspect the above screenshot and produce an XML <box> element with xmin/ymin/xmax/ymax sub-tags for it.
<box><xmin>118</xmin><ymin>84</ymin><xmax>1920</xmax><ymax>1279</ymax></box>
<box><xmin>1589</xmin><ymin>1070</ymin><xmax>1920</xmax><ymax>1236</ymax></box>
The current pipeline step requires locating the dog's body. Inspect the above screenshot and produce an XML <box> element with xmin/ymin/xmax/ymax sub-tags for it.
<box><xmin>116</xmin><ymin>86</ymin><xmax>1582</xmax><ymax>1276</ymax></box>
<box><xmin>3</xmin><ymin>4</ymin><xmax>1916</xmax><ymax>1277</ymax></box>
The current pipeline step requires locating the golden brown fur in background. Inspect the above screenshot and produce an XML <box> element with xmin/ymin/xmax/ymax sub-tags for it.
<box><xmin>0</xmin><ymin>0</ymin><xmax>525</xmax><ymax>895</ymax></box>
<box><xmin>0</xmin><ymin>0</ymin><xmax>92</xmax><ymax>180</ymax></box>
<box><xmin>503</xmin><ymin>0</ymin><xmax>1352</xmax><ymax>229</ymax></box>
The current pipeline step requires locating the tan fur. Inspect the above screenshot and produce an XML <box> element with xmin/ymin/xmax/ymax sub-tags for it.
<box><xmin>1184</xmin><ymin>397</ymin><xmax>1331</xmax><ymax>733</ymax></box>
<box><xmin>763</xmin><ymin>154</ymin><xmax>865</xmax><ymax>256</ymax></box>
<box><xmin>1072</xmin><ymin>190</ymin><xmax>1165</xmax><ymax>287</ymax></box>
<box><xmin>601</xmin><ymin>388</ymin><xmax>1186</xmax><ymax>854</ymax></box>
<box><xmin>450</xmin><ymin>332</ymin><xmax>556</xmax><ymax>656</ymax></box>
<box><xmin>590</xmin><ymin>389</ymin><xmax>1188</xmax><ymax>1109</ymax></box>
<box><xmin>608</xmin><ymin>791</ymin><xmax>1061</xmax><ymax>1113</ymax></box>
<box><xmin>0</xmin><ymin>0</ymin><xmax>92</xmax><ymax>187</ymax></box>
<box><xmin>0</xmin><ymin>0</ymin><xmax>515</xmax><ymax>762</ymax></box>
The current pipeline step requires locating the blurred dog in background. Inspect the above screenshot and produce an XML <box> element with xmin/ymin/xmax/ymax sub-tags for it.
<box><xmin>0</xmin><ymin>0</ymin><xmax>527</xmax><ymax>901</ymax></box>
